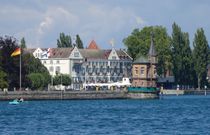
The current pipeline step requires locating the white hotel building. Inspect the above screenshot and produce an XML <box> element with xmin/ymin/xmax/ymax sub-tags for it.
<box><xmin>27</xmin><ymin>40</ymin><xmax>133</xmax><ymax>90</ymax></box>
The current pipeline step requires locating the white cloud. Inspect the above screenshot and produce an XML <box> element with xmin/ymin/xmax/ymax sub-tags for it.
<box><xmin>0</xmin><ymin>1</ymin><xmax>146</xmax><ymax>48</ymax></box>
<box><xmin>38</xmin><ymin>16</ymin><xmax>53</xmax><ymax>34</ymax></box>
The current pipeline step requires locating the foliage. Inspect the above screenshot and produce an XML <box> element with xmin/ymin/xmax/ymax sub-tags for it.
<box><xmin>20</xmin><ymin>37</ymin><xmax>26</xmax><ymax>48</ymax></box>
<box><xmin>22</xmin><ymin>53</ymin><xmax>50</xmax><ymax>89</ymax></box>
<box><xmin>27</xmin><ymin>73</ymin><xmax>45</xmax><ymax>90</ymax></box>
<box><xmin>75</xmin><ymin>34</ymin><xmax>84</xmax><ymax>48</ymax></box>
<box><xmin>123</xmin><ymin>26</ymin><xmax>172</xmax><ymax>76</ymax></box>
<box><xmin>57</xmin><ymin>32</ymin><xmax>72</xmax><ymax>48</ymax></box>
<box><xmin>0</xmin><ymin>36</ymin><xmax>20</xmax><ymax>89</ymax></box>
<box><xmin>0</xmin><ymin>70</ymin><xmax>8</xmax><ymax>89</ymax></box>
<box><xmin>171</xmin><ymin>23</ymin><xmax>194</xmax><ymax>87</ymax></box>
<box><xmin>53</xmin><ymin>74</ymin><xmax>71</xmax><ymax>86</ymax></box>
<box><xmin>193</xmin><ymin>28</ymin><xmax>209</xmax><ymax>89</ymax></box>
<box><xmin>0</xmin><ymin>36</ymin><xmax>50</xmax><ymax>90</ymax></box>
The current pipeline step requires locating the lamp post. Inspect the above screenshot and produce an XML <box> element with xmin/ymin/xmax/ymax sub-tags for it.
<box><xmin>205</xmin><ymin>76</ymin><xmax>208</xmax><ymax>96</ymax></box>
<box><xmin>84</xmin><ymin>58</ymin><xmax>87</xmax><ymax>91</ymax></box>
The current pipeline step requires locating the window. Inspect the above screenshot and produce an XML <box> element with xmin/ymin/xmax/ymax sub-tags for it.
<box><xmin>50</xmin><ymin>60</ymin><xmax>53</xmax><ymax>64</ymax></box>
<box><xmin>140</xmin><ymin>67</ymin><xmax>144</xmax><ymax>75</ymax></box>
<box><xmin>56</xmin><ymin>60</ymin><xmax>60</xmax><ymax>64</ymax></box>
<box><xmin>135</xmin><ymin>67</ymin><xmax>138</xmax><ymax>75</ymax></box>
<box><xmin>43</xmin><ymin>60</ymin><xmax>46</xmax><ymax>64</ymax></box>
<box><xmin>56</xmin><ymin>66</ymin><xmax>60</xmax><ymax>74</ymax></box>
<box><xmin>49</xmin><ymin>66</ymin><xmax>54</xmax><ymax>72</ymax></box>
<box><xmin>74</xmin><ymin>52</ymin><xmax>79</xmax><ymax>57</ymax></box>
<box><xmin>112</xmin><ymin>56</ymin><xmax>116</xmax><ymax>60</ymax></box>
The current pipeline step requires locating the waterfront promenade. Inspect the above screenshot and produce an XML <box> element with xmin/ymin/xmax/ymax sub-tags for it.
<box><xmin>0</xmin><ymin>89</ymin><xmax>160</xmax><ymax>100</ymax></box>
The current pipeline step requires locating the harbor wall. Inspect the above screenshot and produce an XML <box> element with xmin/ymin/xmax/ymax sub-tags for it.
<box><xmin>0</xmin><ymin>90</ymin><xmax>159</xmax><ymax>100</ymax></box>
<box><xmin>127</xmin><ymin>92</ymin><xmax>159</xmax><ymax>99</ymax></box>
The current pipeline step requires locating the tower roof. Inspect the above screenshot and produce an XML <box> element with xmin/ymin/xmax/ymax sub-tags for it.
<box><xmin>133</xmin><ymin>56</ymin><xmax>149</xmax><ymax>64</ymax></box>
<box><xmin>148</xmin><ymin>32</ymin><xmax>157</xmax><ymax>56</ymax></box>
<box><xmin>87</xmin><ymin>40</ymin><xmax>100</xmax><ymax>49</ymax></box>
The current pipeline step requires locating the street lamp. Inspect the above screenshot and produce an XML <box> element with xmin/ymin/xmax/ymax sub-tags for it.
<box><xmin>205</xmin><ymin>76</ymin><xmax>209</xmax><ymax>96</ymax></box>
<box><xmin>84</xmin><ymin>58</ymin><xmax>87</xmax><ymax>91</ymax></box>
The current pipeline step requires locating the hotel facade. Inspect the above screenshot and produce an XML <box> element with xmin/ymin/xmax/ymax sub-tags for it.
<box><xmin>27</xmin><ymin>40</ymin><xmax>133</xmax><ymax>90</ymax></box>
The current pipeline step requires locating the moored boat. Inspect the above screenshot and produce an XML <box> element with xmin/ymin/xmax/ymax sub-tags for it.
<box><xmin>9</xmin><ymin>99</ymin><xmax>20</xmax><ymax>105</ymax></box>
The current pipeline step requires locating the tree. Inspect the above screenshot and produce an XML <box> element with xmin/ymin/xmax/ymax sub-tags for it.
<box><xmin>20</xmin><ymin>37</ymin><xmax>26</xmax><ymax>48</ymax></box>
<box><xmin>0</xmin><ymin>36</ymin><xmax>50</xmax><ymax>90</ymax></box>
<box><xmin>57</xmin><ymin>32</ymin><xmax>72</xmax><ymax>48</ymax></box>
<box><xmin>27</xmin><ymin>73</ymin><xmax>45</xmax><ymax>90</ymax></box>
<box><xmin>75</xmin><ymin>34</ymin><xmax>84</xmax><ymax>48</ymax></box>
<box><xmin>53</xmin><ymin>74</ymin><xmax>71</xmax><ymax>86</ymax></box>
<box><xmin>61</xmin><ymin>74</ymin><xmax>71</xmax><ymax>86</ymax></box>
<box><xmin>171</xmin><ymin>23</ymin><xmax>194</xmax><ymax>88</ymax></box>
<box><xmin>193</xmin><ymin>28</ymin><xmax>209</xmax><ymax>90</ymax></box>
<box><xmin>0</xmin><ymin>36</ymin><xmax>20</xmax><ymax>90</ymax></box>
<box><xmin>0</xmin><ymin>70</ymin><xmax>8</xmax><ymax>89</ymax></box>
<box><xmin>22</xmin><ymin>53</ymin><xmax>50</xmax><ymax>89</ymax></box>
<box><xmin>123</xmin><ymin>26</ymin><xmax>172</xmax><ymax>77</ymax></box>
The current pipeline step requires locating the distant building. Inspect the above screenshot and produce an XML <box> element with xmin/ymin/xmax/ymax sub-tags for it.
<box><xmin>132</xmin><ymin>34</ymin><xmax>157</xmax><ymax>87</ymax></box>
<box><xmin>26</xmin><ymin>40</ymin><xmax>132</xmax><ymax>90</ymax></box>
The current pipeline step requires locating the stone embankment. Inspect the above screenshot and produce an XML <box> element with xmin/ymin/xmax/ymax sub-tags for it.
<box><xmin>0</xmin><ymin>90</ymin><xmax>159</xmax><ymax>100</ymax></box>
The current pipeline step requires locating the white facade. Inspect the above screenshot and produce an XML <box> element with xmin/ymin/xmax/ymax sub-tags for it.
<box><xmin>41</xmin><ymin>59</ymin><xmax>70</xmax><ymax>76</ymax></box>
<box><xmin>30</xmin><ymin>46</ymin><xmax>132</xmax><ymax>90</ymax></box>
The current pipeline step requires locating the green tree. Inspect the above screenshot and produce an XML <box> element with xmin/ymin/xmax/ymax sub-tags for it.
<box><xmin>75</xmin><ymin>34</ymin><xmax>84</xmax><ymax>48</ymax></box>
<box><xmin>123</xmin><ymin>26</ymin><xmax>172</xmax><ymax>76</ymax></box>
<box><xmin>193</xmin><ymin>28</ymin><xmax>209</xmax><ymax>90</ymax></box>
<box><xmin>0</xmin><ymin>36</ymin><xmax>20</xmax><ymax>90</ymax></box>
<box><xmin>61</xmin><ymin>74</ymin><xmax>71</xmax><ymax>86</ymax></box>
<box><xmin>0</xmin><ymin>70</ymin><xmax>8</xmax><ymax>89</ymax></box>
<box><xmin>27</xmin><ymin>73</ymin><xmax>45</xmax><ymax>90</ymax></box>
<box><xmin>53</xmin><ymin>74</ymin><xmax>71</xmax><ymax>86</ymax></box>
<box><xmin>171</xmin><ymin>23</ymin><xmax>194</xmax><ymax>88</ymax></box>
<box><xmin>22</xmin><ymin>53</ymin><xmax>50</xmax><ymax>89</ymax></box>
<box><xmin>20</xmin><ymin>37</ymin><xmax>26</xmax><ymax>48</ymax></box>
<box><xmin>57</xmin><ymin>32</ymin><xmax>72</xmax><ymax>48</ymax></box>
<box><xmin>0</xmin><ymin>36</ymin><xmax>50</xmax><ymax>90</ymax></box>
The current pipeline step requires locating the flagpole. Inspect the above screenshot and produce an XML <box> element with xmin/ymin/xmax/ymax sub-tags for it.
<box><xmin>20</xmin><ymin>46</ymin><xmax>21</xmax><ymax>90</ymax></box>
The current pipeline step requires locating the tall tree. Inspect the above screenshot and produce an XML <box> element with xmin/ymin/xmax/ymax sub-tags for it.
<box><xmin>57</xmin><ymin>32</ymin><xmax>72</xmax><ymax>48</ymax></box>
<box><xmin>123</xmin><ymin>26</ymin><xmax>172</xmax><ymax>77</ymax></box>
<box><xmin>171</xmin><ymin>23</ymin><xmax>194</xmax><ymax>88</ymax></box>
<box><xmin>75</xmin><ymin>34</ymin><xmax>84</xmax><ymax>48</ymax></box>
<box><xmin>20</xmin><ymin>37</ymin><xmax>26</xmax><ymax>48</ymax></box>
<box><xmin>0</xmin><ymin>36</ymin><xmax>20</xmax><ymax>89</ymax></box>
<box><xmin>193</xmin><ymin>28</ymin><xmax>209</xmax><ymax>90</ymax></box>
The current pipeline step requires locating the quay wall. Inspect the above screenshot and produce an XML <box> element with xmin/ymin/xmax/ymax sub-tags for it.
<box><xmin>0</xmin><ymin>90</ymin><xmax>159</xmax><ymax>100</ymax></box>
<box><xmin>162</xmin><ymin>90</ymin><xmax>184</xmax><ymax>95</ymax></box>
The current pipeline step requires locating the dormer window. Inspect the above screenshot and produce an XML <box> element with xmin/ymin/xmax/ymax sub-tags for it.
<box><xmin>74</xmin><ymin>52</ymin><xmax>79</xmax><ymax>57</ymax></box>
<box><xmin>112</xmin><ymin>56</ymin><xmax>116</xmax><ymax>60</ymax></box>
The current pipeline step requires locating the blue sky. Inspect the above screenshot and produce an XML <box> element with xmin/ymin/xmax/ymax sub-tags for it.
<box><xmin>0</xmin><ymin>0</ymin><xmax>209</xmax><ymax>49</ymax></box>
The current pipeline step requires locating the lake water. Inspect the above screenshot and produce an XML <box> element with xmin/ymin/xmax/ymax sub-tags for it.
<box><xmin>1</xmin><ymin>95</ymin><xmax>210</xmax><ymax>135</ymax></box>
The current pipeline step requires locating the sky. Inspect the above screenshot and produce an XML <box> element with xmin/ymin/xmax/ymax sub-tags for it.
<box><xmin>0</xmin><ymin>0</ymin><xmax>210</xmax><ymax>49</ymax></box>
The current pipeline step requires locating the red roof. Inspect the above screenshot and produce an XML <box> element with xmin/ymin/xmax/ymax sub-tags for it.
<box><xmin>87</xmin><ymin>40</ymin><xmax>100</xmax><ymax>49</ymax></box>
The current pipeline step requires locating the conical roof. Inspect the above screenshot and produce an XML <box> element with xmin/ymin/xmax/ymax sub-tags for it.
<box><xmin>148</xmin><ymin>32</ymin><xmax>157</xmax><ymax>56</ymax></box>
<box><xmin>87</xmin><ymin>40</ymin><xmax>100</xmax><ymax>49</ymax></box>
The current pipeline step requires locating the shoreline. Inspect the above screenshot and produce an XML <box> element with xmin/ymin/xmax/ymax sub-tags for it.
<box><xmin>0</xmin><ymin>90</ymin><xmax>159</xmax><ymax>101</ymax></box>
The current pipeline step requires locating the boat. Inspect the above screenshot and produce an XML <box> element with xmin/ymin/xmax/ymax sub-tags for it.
<box><xmin>9</xmin><ymin>98</ymin><xmax>24</xmax><ymax>105</ymax></box>
<box><xmin>9</xmin><ymin>99</ymin><xmax>20</xmax><ymax>105</ymax></box>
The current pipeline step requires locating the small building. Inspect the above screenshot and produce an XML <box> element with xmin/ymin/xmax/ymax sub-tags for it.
<box><xmin>132</xmin><ymin>34</ymin><xmax>157</xmax><ymax>87</ymax></box>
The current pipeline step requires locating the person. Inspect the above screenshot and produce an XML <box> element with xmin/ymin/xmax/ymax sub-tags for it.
<box><xmin>19</xmin><ymin>97</ymin><xmax>24</xmax><ymax>102</ymax></box>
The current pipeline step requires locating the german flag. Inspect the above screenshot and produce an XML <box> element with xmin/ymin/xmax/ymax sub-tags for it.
<box><xmin>11</xmin><ymin>48</ymin><xmax>21</xmax><ymax>57</ymax></box>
